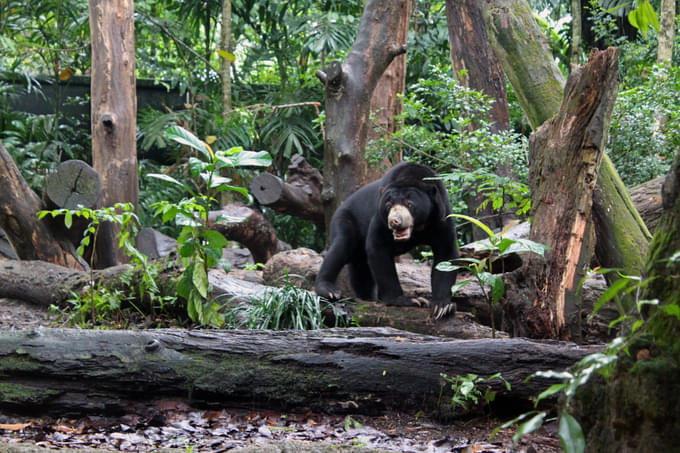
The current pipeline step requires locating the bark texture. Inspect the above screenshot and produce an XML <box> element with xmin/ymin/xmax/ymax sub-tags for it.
<box><xmin>481</xmin><ymin>0</ymin><xmax>651</xmax><ymax>278</ymax></box>
<box><xmin>362</xmin><ymin>0</ymin><xmax>411</xmax><ymax>183</ymax></box>
<box><xmin>89</xmin><ymin>0</ymin><xmax>138</xmax><ymax>267</ymax></box>
<box><xmin>249</xmin><ymin>155</ymin><xmax>324</xmax><ymax>227</ymax></box>
<box><xmin>0</xmin><ymin>144</ymin><xmax>85</xmax><ymax>270</ymax></box>
<box><xmin>481</xmin><ymin>0</ymin><xmax>565</xmax><ymax>130</ymax></box>
<box><xmin>317</xmin><ymin>0</ymin><xmax>409</xmax><ymax>229</ymax></box>
<box><xmin>657</xmin><ymin>0</ymin><xmax>676</xmax><ymax>64</ymax></box>
<box><xmin>44</xmin><ymin>160</ymin><xmax>101</xmax><ymax>210</ymax></box>
<box><xmin>504</xmin><ymin>48</ymin><xmax>620</xmax><ymax>339</ymax></box>
<box><xmin>0</xmin><ymin>327</ymin><xmax>600</xmax><ymax>417</ymax></box>
<box><xmin>446</xmin><ymin>0</ymin><xmax>509</xmax><ymax>133</ymax></box>
<box><xmin>208</xmin><ymin>203</ymin><xmax>288</xmax><ymax>264</ymax></box>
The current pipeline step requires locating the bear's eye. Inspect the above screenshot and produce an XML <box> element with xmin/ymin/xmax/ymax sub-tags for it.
<box><xmin>385</xmin><ymin>201</ymin><xmax>393</xmax><ymax>210</ymax></box>
<box><xmin>405</xmin><ymin>200</ymin><xmax>414</xmax><ymax>209</ymax></box>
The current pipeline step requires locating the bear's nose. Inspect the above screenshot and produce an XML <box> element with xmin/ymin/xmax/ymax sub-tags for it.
<box><xmin>389</xmin><ymin>216</ymin><xmax>402</xmax><ymax>228</ymax></box>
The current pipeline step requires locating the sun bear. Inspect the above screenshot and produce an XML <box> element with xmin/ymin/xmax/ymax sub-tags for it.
<box><xmin>315</xmin><ymin>162</ymin><xmax>459</xmax><ymax>318</ymax></box>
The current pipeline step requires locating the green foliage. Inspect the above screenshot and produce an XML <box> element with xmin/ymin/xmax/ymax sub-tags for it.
<box><xmin>439</xmin><ymin>372</ymin><xmax>511</xmax><ymax>412</ymax></box>
<box><xmin>39</xmin><ymin>203</ymin><xmax>174</xmax><ymax>326</ymax></box>
<box><xmin>368</xmin><ymin>67</ymin><xmax>530</xmax><ymax>222</ymax></box>
<box><xmin>437</xmin><ymin>215</ymin><xmax>549</xmax><ymax>338</ymax></box>
<box><xmin>608</xmin><ymin>64</ymin><xmax>680</xmax><ymax>186</ymax></box>
<box><xmin>150</xmin><ymin>125</ymin><xmax>271</xmax><ymax>327</ymax></box>
<box><xmin>226</xmin><ymin>276</ymin><xmax>345</xmax><ymax>330</ymax></box>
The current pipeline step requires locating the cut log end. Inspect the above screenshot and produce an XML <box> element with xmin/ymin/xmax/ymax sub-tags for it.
<box><xmin>45</xmin><ymin>159</ymin><xmax>102</xmax><ymax>209</ymax></box>
<box><xmin>250</xmin><ymin>173</ymin><xmax>284</xmax><ymax>205</ymax></box>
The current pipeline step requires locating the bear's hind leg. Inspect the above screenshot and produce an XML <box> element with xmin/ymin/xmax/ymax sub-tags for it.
<box><xmin>348</xmin><ymin>257</ymin><xmax>376</xmax><ymax>300</ymax></box>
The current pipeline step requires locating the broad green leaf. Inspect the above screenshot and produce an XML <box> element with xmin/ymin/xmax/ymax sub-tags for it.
<box><xmin>535</xmin><ymin>383</ymin><xmax>567</xmax><ymax>405</ymax></box>
<box><xmin>147</xmin><ymin>173</ymin><xmax>192</xmax><ymax>194</ymax></box>
<box><xmin>593</xmin><ymin>277</ymin><xmax>630</xmax><ymax>314</ymax></box>
<box><xmin>209</xmin><ymin>175</ymin><xmax>233</xmax><ymax>188</ymax></box>
<box><xmin>502</xmin><ymin>239</ymin><xmax>551</xmax><ymax>257</ymax></box>
<box><xmin>513</xmin><ymin>411</ymin><xmax>546</xmax><ymax>444</ymax></box>
<box><xmin>164</xmin><ymin>125</ymin><xmax>211</xmax><ymax>160</ymax></box>
<box><xmin>558</xmin><ymin>411</ymin><xmax>585</xmax><ymax>453</ymax></box>
<box><xmin>201</xmin><ymin>230</ymin><xmax>228</xmax><ymax>249</ymax></box>
<box><xmin>231</xmin><ymin>150</ymin><xmax>272</xmax><ymax>167</ymax></box>
<box><xmin>189</xmin><ymin>157</ymin><xmax>210</xmax><ymax>177</ymax></box>
<box><xmin>176</xmin><ymin>270</ymin><xmax>193</xmax><ymax>299</ymax></box>
<box><xmin>187</xmin><ymin>290</ymin><xmax>200</xmax><ymax>322</ymax></box>
<box><xmin>450</xmin><ymin>280</ymin><xmax>473</xmax><ymax>295</ymax></box>
<box><xmin>448</xmin><ymin>214</ymin><xmax>495</xmax><ymax>240</ymax></box>
<box><xmin>64</xmin><ymin>211</ymin><xmax>73</xmax><ymax>229</ymax></box>
<box><xmin>192</xmin><ymin>263</ymin><xmax>209</xmax><ymax>298</ymax></box>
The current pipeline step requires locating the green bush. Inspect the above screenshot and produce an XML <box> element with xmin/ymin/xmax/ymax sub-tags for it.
<box><xmin>608</xmin><ymin>64</ymin><xmax>680</xmax><ymax>187</ymax></box>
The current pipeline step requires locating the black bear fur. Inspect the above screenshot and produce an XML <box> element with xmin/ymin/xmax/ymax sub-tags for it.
<box><xmin>315</xmin><ymin>162</ymin><xmax>459</xmax><ymax>317</ymax></box>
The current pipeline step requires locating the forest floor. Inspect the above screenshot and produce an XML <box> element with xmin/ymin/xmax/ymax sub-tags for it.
<box><xmin>0</xmin><ymin>298</ymin><xmax>562</xmax><ymax>453</ymax></box>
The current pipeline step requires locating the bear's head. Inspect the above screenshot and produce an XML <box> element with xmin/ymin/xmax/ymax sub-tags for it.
<box><xmin>379</xmin><ymin>186</ymin><xmax>434</xmax><ymax>242</ymax></box>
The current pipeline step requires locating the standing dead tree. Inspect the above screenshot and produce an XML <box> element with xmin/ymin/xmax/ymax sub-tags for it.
<box><xmin>316</xmin><ymin>0</ymin><xmax>409</xmax><ymax>229</ymax></box>
<box><xmin>89</xmin><ymin>0</ymin><xmax>138</xmax><ymax>267</ymax></box>
<box><xmin>504</xmin><ymin>48</ymin><xmax>620</xmax><ymax>339</ymax></box>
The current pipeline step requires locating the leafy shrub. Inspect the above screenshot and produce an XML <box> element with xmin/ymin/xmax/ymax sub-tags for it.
<box><xmin>608</xmin><ymin>64</ymin><xmax>680</xmax><ymax>186</ymax></box>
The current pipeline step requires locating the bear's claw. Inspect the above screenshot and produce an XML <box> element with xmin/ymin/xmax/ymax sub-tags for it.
<box><xmin>431</xmin><ymin>302</ymin><xmax>457</xmax><ymax>320</ymax></box>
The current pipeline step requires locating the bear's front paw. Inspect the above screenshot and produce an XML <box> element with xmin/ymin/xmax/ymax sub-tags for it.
<box><xmin>431</xmin><ymin>300</ymin><xmax>457</xmax><ymax>320</ymax></box>
<box><xmin>383</xmin><ymin>295</ymin><xmax>428</xmax><ymax>307</ymax></box>
<box><xmin>315</xmin><ymin>281</ymin><xmax>342</xmax><ymax>300</ymax></box>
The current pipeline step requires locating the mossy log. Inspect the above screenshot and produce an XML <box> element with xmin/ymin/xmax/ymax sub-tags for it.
<box><xmin>0</xmin><ymin>327</ymin><xmax>601</xmax><ymax>417</ymax></box>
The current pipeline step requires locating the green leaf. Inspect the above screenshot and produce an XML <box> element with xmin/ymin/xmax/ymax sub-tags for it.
<box><xmin>436</xmin><ymin>262</ymin><xmax>465</xmax><ymax>272</ymax></box>
<box><xmin>187</xmin><ymin>290</ymin><xmax>201</xmax><ymax>322</ymax></box>
<box><xmin>448</xmin><ymin>214</ymin><xmax>495</xmax><ymax>240</ymax></box>
<box><xmin>147</xmin><ymin>173</ymin><xmax>192</xmax><ymax>194</ymax></box>
<box><xmin>593</xmin><ymin>277</ymin><xmax>630</xmax><ymax>314</ymax></box>
<box><xmin>558</xmin><ymin>411</ymin><xmax>585</xmax><ymax>453</ymax></box>
<box><xmin>64</xmin><ymin>211</ymin><xmax>73</xmax><ymax>229</ymax></box>
<box><xmin>513</xmin><ymin>411</ymin><xmax>546</xmax><ymax>444</ymax></box>
<box><xmin>502</xmin><ymin>239</ymin><xmax>551</xmax><ymax>257</ymax></box>
<box><xmin>450</xmin><ymin>279</ymin><xmax>473</xmax><ymax>295</ymax></box>
<box><xmin>201</xmin><ymin>230</ymin><xmax>228</xmax><ymax>249</ymax></box>
<box><xmin>164</xmin><ymin>125</ymin><xmax>211</xmax><ymax>160</ymax></box>
<box><xmin>664</xmin><ymin>303</ymin><xmax>680</xmax><ymax>319</ymax></box>
<box><xmin>215</xmin><ymin>214</ymin><xmax>246</xmax><ymax>224</ymax></box>
<box><xmin>231</xmin><ymin>150</ymin><xmax>272</xmax><ymax>167</ymax></box>
<box><xmin>192</xmin><ymin>263</ymin><xmax>209</xmax><ymax>298</ymax></box>
<box><xmin>535</xmin><ymin>383</ymin><xmax>567</xmax><ymax>405</ymax></box>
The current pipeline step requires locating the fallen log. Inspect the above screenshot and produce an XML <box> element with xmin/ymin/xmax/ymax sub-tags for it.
<box><xmin>0</xmin><ymin>327</ymin><xmax>601</xmax><ymax>417</ymax></box>
<box><xmin>629</xmin><ymin>176</ymin><xmax>663</xmax><ymax>233</ymax></box>
<box><xmin>208</xmin><ymin>203</ymin><xmax>289</xmax><ymax>264</ymax></box>
<box><xmin>249</xmin><ymin>155</ymin><xmax>324</xmax><ymax>227</ymax></box>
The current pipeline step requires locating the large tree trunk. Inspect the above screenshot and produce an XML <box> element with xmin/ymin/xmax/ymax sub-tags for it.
<box><xmin>0</xmin><ymin>327</ymin><xmax>600</xmax><ymax>417</ymax></box>
<box><xmin>445</xmin><ymin>0</ymin><xmax>512</xmax><ymax>238</ymax></box>
<box><xmin>89</xmin><ymin>0</ymin><xmax>138</xmax><ymax>267</ymax></box>
<box><xmin>578</xmin><ymin>118</ymin><xmax>680</xmax><ymax>453</ymax></box>
<box><xmin>481</xmin><ymin>0</ymin><xmax>651</xmax><ymax>278</ymax></box>
<box><xmin>362</xmin><ymin>0</ymin><xmax>411</xmax><ymax>184</ymax></box>
<box><xmin>445</xmin><ymin>0</ymin><xmax>509</xmax><ymax>133</ymax></box>
<box><xmin>657</xmin><ymin>0</ymin><xmax>676</xmax><ymax>64</ymax></box>
<box><xmin>0</xmin><ymin>144</ymin><xmax>85</xmax><ymax>270</ymax></box>
<box><xmin>316</xmin><ymin>0</ymin><xmax>409</xmax><ymax>230</ymax></box>
<box><xmin>504</xmin><ymin>48</ymin><xmax>620</xmax><ymax>339</ymax></box>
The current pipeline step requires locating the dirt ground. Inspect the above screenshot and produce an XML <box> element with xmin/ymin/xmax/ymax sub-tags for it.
<box><xmin>0</xmin><ymin>298</ymin><xmax>562</xmax><ymax>452</ymax></box>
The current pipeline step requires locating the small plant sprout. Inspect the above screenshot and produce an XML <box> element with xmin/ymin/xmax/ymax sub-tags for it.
<box><xmin>437</xmin><ymin>214</ymin><xmax>549</xmax><ymax>338</ymax></box>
